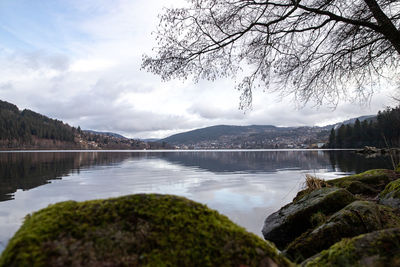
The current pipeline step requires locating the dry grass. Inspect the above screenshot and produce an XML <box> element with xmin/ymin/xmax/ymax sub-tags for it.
<box><xmin>293</xmin><ymin>174</ymin><xmax>332</xmax><ymax>202</ymax></box>
<box><xmin>304</xmin><ymin>174</ymin><xmax>330</xmax><ymax>191</ymax></box>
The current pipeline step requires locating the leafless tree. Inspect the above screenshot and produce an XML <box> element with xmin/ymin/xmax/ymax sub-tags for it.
<box><xmin>142</xmin><ymin>0</ymin><xmax>400</xmax><ymax>109</ymax></box>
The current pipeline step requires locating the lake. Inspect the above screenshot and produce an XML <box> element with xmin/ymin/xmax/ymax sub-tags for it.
<box><xmin>0</xmin><ymin>149</ymin><xmax>393</xmax><ymax>252</ymax></box>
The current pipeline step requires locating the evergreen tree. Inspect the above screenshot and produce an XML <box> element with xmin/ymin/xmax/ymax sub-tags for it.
<box><xmin>353</xmin><ymin>119</ymin><xmax>362</xmax><ymax>147</ymax></box>
<box><xmin>0</xmin><ymin>100</ymin><xmax>76</xmax><ymax>145</ymax></box>
<box><xmin>336</xmin><ymin>125</ymin><xmax>346</xmax><ymax>148</ymax></box>
<box><xmin>328</xmin><ymin>128</ymin><xmax>336</xmax><ymax>148</ymax></box>
<box><xmin>345</xmin><ymin>125</ymin><xmax>353</xmax><ymax>148</ymax></box>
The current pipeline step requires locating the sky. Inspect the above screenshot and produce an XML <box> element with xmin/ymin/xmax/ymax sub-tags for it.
<box><xmin>0</xmin><ymin>0</ymin><xmax>398</xmax><ymax>139</ymax></box>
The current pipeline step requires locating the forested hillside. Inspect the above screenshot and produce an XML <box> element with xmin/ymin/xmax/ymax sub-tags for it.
<box><xmin>0</xmin><ymin>100</ymin><xmax>77</xmax><ymax>147</ymax></box>
<box><xmin>0</xmin><ymin>100</ymin><xmax>168</xmax><ymax>150</ymax></box>
<box><xmin>328</xmin><ymin>106</ymin><xmax>400</xmax><ymax>148</ymax></box>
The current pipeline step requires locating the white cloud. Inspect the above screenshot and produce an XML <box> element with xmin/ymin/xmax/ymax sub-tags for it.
<box><xmin>70</xmin><ymin>58</ymin><xmax>115</xmax><ymax>72</ymax></box>
<box><xmin>0</xmin><ymin>0</ymin><xmax>397</xmax><ymax>139</ymax></box>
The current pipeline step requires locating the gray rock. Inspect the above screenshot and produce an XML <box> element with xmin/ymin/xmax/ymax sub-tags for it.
<box><xmin>379</xmin><ymin>179</ymin><xmax>400</xmax><ymax>210</ymax></box>
<box><xmin>262</xmin><ymin>187</ymin><xmax>355</xmax><ymax>249</ymax></box>
<box><xmin>327</xmin><ymin>169</ymin><xmax>399</xmax><ymax>197</ymax></box>
<box><xmin>285</xmin><ymin>201</ymin><xmax>400</xmax><ymax>262</ymax></box>
<box><xmin>302</xmin><ymin>228</ymin><xmax>400</xmax><ymax>266</ymax></box>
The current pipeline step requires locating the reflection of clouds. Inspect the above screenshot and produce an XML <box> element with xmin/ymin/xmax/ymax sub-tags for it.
<box><xmin>137</xmin><ymin>158</ymin><xmax>196</xmax><ymax>172</ymax></box>
<box><xmin>0</xmin><ymin>156</ymin><xmax>350</xmax><ymax>252</ymax></box>
<box><xmin>185</xmin><ymin>171</ymin><xmax>309</xmax><ymax>236</ymax></box>
<box><xmin>161</xmin><ymin>151</ymin><xmax>337</xmax><ymax>174</ymax></box>
<box><xmin>214</xmin><ymin>189</ymin><xmax>265</xmax><ymax>210</ymax></box>
<box><xmin>0</xmin><ymin>150</ymin><xmax>385</xmax><ymax>252</ymax></box>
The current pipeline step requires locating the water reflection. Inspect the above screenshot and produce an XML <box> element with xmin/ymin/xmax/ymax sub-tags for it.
<box><xmin>160</xmin><ymin>150</ymin><xmax>392</xmax><ymax>173</ymax></box>
<box><xmin>327</xmin><ymin>151</ymin><xmax>392</xmax><ymax>173</ymax></box>
<box><xmin>160</xmin><ymin>151</ymin><xmax>331</xmax><ymax>173</ymax></box>
<box><xmin>0</xmin><ymin>150</ymin><xmax>394</xmax><ymax>252</ymax></box>
<box><xmin>0</xmin><ymin>150</ymin><xmax>392</xmax><ymax>203</ymax></box>
<box><xmin>0</xmin><ymin>152</ymin><xmax>132</xmax><ymax>202</ymax></box>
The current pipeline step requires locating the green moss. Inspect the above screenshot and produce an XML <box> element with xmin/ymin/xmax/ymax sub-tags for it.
<box><xmin>380</xmin><ymin>179</ymin><xmax>400</xmax><ymax>199</ymax></box>
<box><xmin>0</xmin><ymin>194</ymin><xmax>293</xmax><ymax>267</ymax></box>
<box><xmin>395</xmin><ymin>163</ymin><xmax>400</xmax><ymax>173</ymax></box>
<box><xmin>263</xmin><ymin>187</ymin><xmax>355</xmax><ymax>250</ymax></box>
<box><xmin>303</xmin><ymin>228</ymin><xmax>400</xmax><ymax>266</ymax></box>
<box><xmin>309</xmin><ymin>212</ymin><xmax>327</xmax><ymax>228</ymax></box>
<box><xmin>328</xmin><ymin>169</ymin><xmax>399</xmax><ymax>196</ymax></box>
<box><xmin>303</xmin><ymin>238</ymin><xmax>357</xmax><ymax>266</ymax></box>
<box><xmin>285</xmin><ymin>201</ymin><xmax>400</xmax><ymax>263</ymax></box>
<box><xmin>379</xmin><ymin>179</ymin><xmax>400</xmax><ymax>209</ymax></box>
<box><xmin>292</xmin><ymin>189</ymin><xmax>311</xmax><ymax>203</ymax></box>
<box><xmin>343</xmin><ymin>181</ymin><xmax>378</xmax><ymax>195</ymax></box>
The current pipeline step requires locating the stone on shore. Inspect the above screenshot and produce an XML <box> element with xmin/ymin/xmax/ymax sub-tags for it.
<box><xmin>0</xmin><ymin>194</ymin><xmax>293</xmax><ymax>267</ymax></box>
<box><xmin>262</xmin><ymin>187</ymin><xmax>355</xmax><ymax>249</ymax></box>
<box><xmin>379</xmin><ymin>178</ymin><xmax>400</xmax><ymax>210</ymax></box>
<box><xmin>285</xmin><ymin>201</ymin><xmax>400</xmax><ymax>262</ymax></box>
<box><xmin>327</xmin><ymin>169</ymin><xmax>399</xmax><ymax>197</ymax></box>
<box><xmin>302</xmin><ymin>228</ymin><xmax>400</xmax><ymax>266</ymax></box>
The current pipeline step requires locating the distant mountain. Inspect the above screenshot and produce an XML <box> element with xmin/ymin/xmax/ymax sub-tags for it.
<box><xmin>83</xmin><ymin>130</ymin><xmax>127</xmax><ymax>139</ymax></box>
<box><xmin>163</xmin><ymin>125</ymin><xmax>276</xmax><ymax>144</ymax></box>
<box><xmin>141</xmin><ymin>138</ymin><xmax>160</xmax><ymax>142</ymax></box>
<box><xmin>162</xmin><ymin>125</ymin><xmax>329</xmax><ymax>149</ymax></box>
<box><xmin>341</xmin><ymin>115</ymin><xmax>376</xmax><ymax>125</ymax></box>
<box><xmin>161</xmin><ymin>115</ymin><xmax>377</xmax><ymax>149</ymax></box>
<box><xmin>322</xmin><ymin>115</ymin><xmax>376</xmax><ymax>130</ymax></box>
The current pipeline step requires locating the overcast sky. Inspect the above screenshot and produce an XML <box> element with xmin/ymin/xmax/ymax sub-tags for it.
<box><xmin>0</xmin><ymin>0</ymin><xmax>397</xmax><ymax>139</ymax></box>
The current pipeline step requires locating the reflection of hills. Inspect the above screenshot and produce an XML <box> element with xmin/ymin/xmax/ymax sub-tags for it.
<box><xmin>159</xmin><ymin>151</ymin><xmax>393</xmax><ymax>174</ymax></box>
<box><xmin>0</xmin><ymin>152</ymin><xmax>131</xmax><ymax>202</ymax></box>
<box><xmin>0</xmin><ymin>150</ymin><xmax>393</xmax><ymax>202</ymax></box>
<box><xmin>327</xmin><ymin>151</ymin><xmax>392</xmax><ymax>173</ymax></box>
<box><xmin>159</xmin><ymin>151</ymin><xmax>332</xmax><ymax>173</ymax></box>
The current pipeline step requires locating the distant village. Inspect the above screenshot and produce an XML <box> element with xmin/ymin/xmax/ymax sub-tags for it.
<box><xmin>171</xmin><ymin>127</ymin><xmax>328</xmax><ymax>150</ymax></box>
<box><xmin>173</xmin><ymin>141</ymin><xmax>326</xmax><ymax>150</ymax></box>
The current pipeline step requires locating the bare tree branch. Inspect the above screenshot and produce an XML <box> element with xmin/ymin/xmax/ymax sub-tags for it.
<box><xmin>142</xmin><ymin>0</ymin><xmax>400</xmax><ymax>109</ymax></box>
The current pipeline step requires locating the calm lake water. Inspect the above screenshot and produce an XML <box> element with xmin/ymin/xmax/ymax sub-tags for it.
<box><xmin>0</xmin><ymin>149</ymin><xmax>393</xmax><ymax>252</ymax></box>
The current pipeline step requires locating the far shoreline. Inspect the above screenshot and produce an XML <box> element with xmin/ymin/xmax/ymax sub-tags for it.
<box><xmin>0</xmin><ymin>148</ymin><xmax>357</xmax><ymax>153</ymax></box>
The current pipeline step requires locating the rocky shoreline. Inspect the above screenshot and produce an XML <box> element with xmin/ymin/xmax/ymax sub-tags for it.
<box><xmin>356</xmin><ymin>146</ymin><xmax>400</xmax><ymax>157</ymax></box>
<box><xmin>262</xmin><ymin>168</ymin><xmax>400</xmax><ymax>266</ymax></box>
<box><xmin>1</xmin><ymin>168</ymin><xmax>400</xmax><ymax>266</ymax></box>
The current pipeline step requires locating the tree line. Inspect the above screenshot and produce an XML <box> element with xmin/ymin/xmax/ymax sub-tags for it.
<box><xmin>328</xmin><ymin>106</ymin><xmax>400</xmax><ymax>148</ymax></box>
<box><xmin>0</xmin><ymin>100</ymin><xmax>172</xmax><ymax>150</ymax></box>
<box><xmin>0</xmin><ymin>100</ymin><xmax>76</xmax><ymax>143</ymax></box>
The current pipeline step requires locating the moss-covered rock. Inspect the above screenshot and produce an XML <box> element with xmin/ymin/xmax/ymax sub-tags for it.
<box><xmin>262</xmin><ymin>187</ymin><xmax>355</xmax><ymax>249</ymax></box>
<box><xmin>0</xmin><ymin>194</ymin><xmax>293</xmax><ymax>267</ymax></box>
<box><xmin>302</xmin><ymin>228</ymin><xmax>400</xmax><ymax>266</ymax></box>
<box><xmin>328</xmin><ymin>169</ymin><xmax>399</xmax><ymax>197</ymax></box>
<box><xmin>379</xmin><ymin>179</ymin><xmax>400</xmax><ymax>209</ymax></box>
<box><xmin>285</xmin><ymin>201</ymin><xmax>400</xmax><ymax>262</ymax></box>
<box><xmin>395</xmin><ymin>163</ymin><xmax>400</xmax><ymax>173</ymax></box>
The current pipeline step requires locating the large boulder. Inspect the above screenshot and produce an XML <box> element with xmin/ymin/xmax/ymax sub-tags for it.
<box><xmin>285</xmin><ymin>201</ymin><xmax>400</xmax><ymax>262</ymax></box>
<box><xmin>302</xmin><ymin>228</ymin><xmax>400</xmax><ymax>266</ymax></box>
<box><xmin>262</xmin><ymin>187</ymin><xmax>355</xmax><ymax>249</ymax></box>
<box><xmin>0</xmin><ymin>194</ymin><xmax>293</xmax><ymax>267</ymax></box>
<box><xmin>328</xmin><ymin>169</ymin><xmax>399</xmax><ymax>197</ymax></box>
<box><xmin>379</xmin><ymin>178</ymin><xmax>400</xmax><ymax>209</ymax></box>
